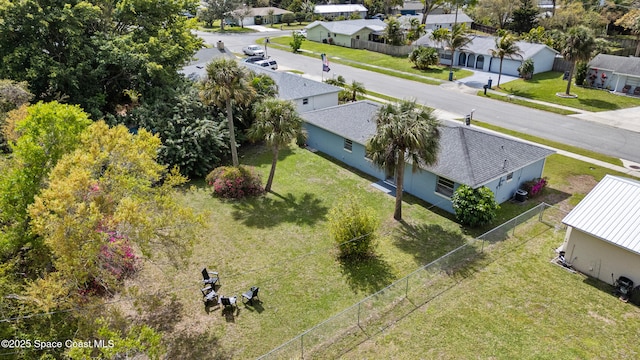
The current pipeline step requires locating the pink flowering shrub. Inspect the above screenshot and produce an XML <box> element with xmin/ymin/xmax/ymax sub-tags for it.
<box><xmin>522</xmin><ymin>177</ymin><xmax>548</xmax><ymax>197</ymax></box>
<box><xmin>99</xmin><ymin>232</ymin><xmax>138</xmax><ymax>280</ymax></box>
<box><xmin>205</xmin><ymin>166</ymin><xmax>264</xmax><ymax>199</ymax></box>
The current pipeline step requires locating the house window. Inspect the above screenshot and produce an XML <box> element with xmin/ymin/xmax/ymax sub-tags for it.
<box><xmin>436</xmin><ymin>176</ymin><xmax>455</xmax><ymax>197</ymax></box>
<box><xmin>506</xmin><ymin>172</ymin><xmax>513</xmax><ymax>182</ymax></box>
<box><xmin>302</xmin><ymin>98</ymin><xmax>309</xmax><ymax>105</ymax></box>
<box><xmin>344</xmin><ymin>138</ymin><xmax>352</xmax><ymax>152</ymax></box>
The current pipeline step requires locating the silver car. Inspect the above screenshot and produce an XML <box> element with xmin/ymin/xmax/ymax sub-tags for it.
<box><xmin>243</xmin><ymin>45</ymin><xmax>265</xmax><ymax>56</ymax></box>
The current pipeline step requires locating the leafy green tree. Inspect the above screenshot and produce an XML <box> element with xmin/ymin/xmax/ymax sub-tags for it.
<box><xmin>0</xmin><ymin>80</ymin><xmax>33</xmax><ymax>152</ymax></box>
<box><xmin>200</xmin><ymin>58</ymin><xmax>256</xmax><ymax>167</ymax></box>
<box><xmin>406</xmin><ymin>17</ymin><xmax>426</xmax><ymax>43</ymax></box>
<box><xmin>248</xmin><ymin>99</ymin><xmax>304</xmax><ymax>192</ymax></box>
<box><xmin>451</xmin><ymin>185</ymin><xmax>499</xmax><ymax>227</ymax></box>
<box><xmin>508</xmin><ymin>0</ymin><xmax>539</xmax><ymax>34</ymax></box>
<box><xmin>561</xmin><ymin>26</ymin><xmax>596</xmax><ymax>96</ymax></box>
<box><xmin>0</xmin><ymin>102</ymin><xmax>91</xmax><ymax>255</ymax></box>
<box><xmin>349</xmin><ymin>11</ymin><xmax>362</xmax><ymax>20</ymax></box>
<box><xmin>445</xmin><ymin>23</ymin><xmax>473</xmax><ymax>79</ymax></box>
<box><xmin>325</xmin><ymin>75</ymin><xmax>346</xmax><ymax>87</ymax></box>
<box><xmin>615</xmin><ymin>9</ymin><xmax>640</xmax><ymax>57</ymax></box>
<box><xmin>366</xmin><ymin>100</ymin><xmax>441</xmax><ymax>221</ymax></box>
<box><xmin>251</xmin><ymin>73</ymin><xmax>279</xmax><ymax>100</ymax></box>
<box><xmin>409</xmin><ymin>47</ymin><xmax>439</xmax><ymax>70</ymax></box>
<box><xmin>290</xmin><ymin>31</ymin><xmax>306</xmax><ymax>52</ymax></box>
<box><xmin>200</xmin><ymin>0</ymin><xmax>241</xmax><ymax>29</ymax></box>
<box><xmin>0</xmin><ymin>0</ymin><xmax>202</xmax><ymax>118</ymax></box>
<box><xmin>107</xmin><ymin>80</ymin><xmax>229</xmax><ymax>177</ymax></box>
<box><xmin>328</xmin><ymin>195</ymin><xmax>379</xmax><ymax>260</ymax></box>
<box><xmin>348</xmin><ymin>81</ymin><xmax>367</xmax><ymax>102</ymax></box>
<box><xmin>282</xmin><ymin>12</ymin><xmax>295</xmax><ymax>25</ymax></box>
<box><xmin>28</xmin><ymin>121</ymin><xmax>201</xmax><ymax>303</ymax></box>
<box><xmin>473</xmin><ymin>0</ymin><xmax>517</xmax><ymax>29</ymax></box>
<box><xmin>490</xmin><ymin>32</ymin><xmax>523</xmax><ymax>88</ymax></box>
<box><xmin>420</xmin><ymin>0</ymin><xmax>445</xmax><ymax>25</ymax></box>
<box><xmin>384</xmin><ymin>17</ymin><xmax>405</xmax><ymax>46</ymax></box>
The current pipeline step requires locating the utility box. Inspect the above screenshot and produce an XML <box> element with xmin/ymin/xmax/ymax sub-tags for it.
<box><xmin>217</xmin><ymin>41</ymin><xmax>224</xmax><ymax>50</ymax></box>
<box><xmin>515</xmin><ymin>189</ymin><xmax>528</xmax><ymax>202</ymax></box>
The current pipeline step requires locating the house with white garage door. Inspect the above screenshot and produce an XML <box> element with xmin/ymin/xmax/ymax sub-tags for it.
<box><xmin>561</xmin><ymin>175</ymin><xmax>640</xmax><ymax>286</ymax></box>
<box><xmin>415</xmin><ymin>34</ymin><xmax>558</xmax><ymax>76</ymax></box>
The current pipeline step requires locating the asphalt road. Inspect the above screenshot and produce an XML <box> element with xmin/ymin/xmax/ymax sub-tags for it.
<box><xmin>198</xmin><ymin>31</ymin><xmax>640</xmax><ymax>163</ymax></box>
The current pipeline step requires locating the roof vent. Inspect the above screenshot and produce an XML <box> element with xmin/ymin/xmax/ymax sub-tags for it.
<box><xmin>503</xmin><ymin>159</ymin><xmax>508</xmax><ymax>169</ymax></box>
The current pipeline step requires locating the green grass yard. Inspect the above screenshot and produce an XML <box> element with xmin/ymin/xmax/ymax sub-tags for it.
<box><xmin>495</xmin><ymin>71</ymin><xmax>640</xmax><ymax>112</ymax></box>
<box><xmin>266</xmin><ymin>36</ymin><xmax>472</xmax><ymax>83</ymax></box>
<box><xmin>122</xmin><ymin>140</ymin><xmax>639</xmax><ymax>358</ymax></box>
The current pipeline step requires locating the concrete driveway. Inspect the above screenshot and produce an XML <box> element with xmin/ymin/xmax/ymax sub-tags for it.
<box><xmin>456</xmin><ymin>69</ymin><xmax>520</xmax><ymax>89</ymax></box>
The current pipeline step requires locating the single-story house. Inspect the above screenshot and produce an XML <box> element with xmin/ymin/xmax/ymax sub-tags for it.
<box><xmin>179</xmin><ymin>45</ymin><xmax>235</xmax><ymax>80</ymax></box>
<box><xmin>560</xmin><ymin>175</ymin><xmax>640</xmax><ymax>286</ymax></box>
<box><xmin>314</xmin><ymin>4</ymin><xmax>368</xmax><ymax>20</ymax></box>
<box><xmin>586</xmin><ymin>54</ymin><xmax>640</xmax><ymax>94</ymax></box>
<box><xmin>305</xmin><ymin>19</ymin><xmax>387</xmax><ymax>47</ymax></box>
<box><xmin>415</xmin><ymin>34</ymin><xmax>558</xmax><ymax>76</ymax></box>
<box><xmin>243</xmin><ymin>64</ymin><xmax>342</xmax><ymax>112</ymax></box>
<box><xmin>399</xmin><ymin>11</ymin><xmax>473</xmax><ymax>31</ymax></box>
<box><xmin>302</xmin><ymin>100</ymin><xmax>555</xmax><ymax>213</ymax></box>
<box><xmin>234</xmin><ymin>7</ymin><xmax>292</xmax><ymax>26</ymax></box>
<box><xmin>393</xmin><ymin>1</ymin><xmax>449</xmax><ymax>16</ymax></box>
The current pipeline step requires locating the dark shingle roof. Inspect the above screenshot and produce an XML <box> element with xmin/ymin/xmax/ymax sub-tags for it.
<box><xmin>588</xmin><ymin>54</ymin><xmax>640</xmax><ymax>76</ymax></box>
<box><xmin>302</xmin><ymin>101</ymin><xmax>555</xmax><ymax>187</ymax></box>
<box><xmin>244</xmin><ymin>65</ymin><xmax>342</xmax><ymax>101</ymax></box>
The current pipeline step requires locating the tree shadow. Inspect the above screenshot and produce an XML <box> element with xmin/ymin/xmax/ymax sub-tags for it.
<box><xmin>339</xmin><ymin>255</ymin><xmax>397</xmax><ymax>294</ymax></box>
<box><xmin>393</xmin><ymin>222</ymin><xmax>468</xmax><ymax>265</ymax></box>
<box><xmin>134</xmin><ymin>292</ymin><xmax>184</xmax><ymax>332</ymax></box>
<box><xmin>239</xmin><ymin>143</ymin><xmax>296</xmax><ymax>166</ymax></box>
<box><xmin>166</xmin><ymin>330</ymin><xmax>231</xmax><ymax>359</ymax></box>
<box><xmin>231</xmin><ymin>191</ymin><xmax>328</xmax><ymax>228</ymax></box>
<box><xmin>577</xmin><ymin>98</ymin><xmax>619</xmax><ymax>110</ymax></box>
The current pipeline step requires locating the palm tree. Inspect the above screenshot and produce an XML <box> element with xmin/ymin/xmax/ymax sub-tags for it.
<box><xmin>446</xmin><ymin>23</ymin><xmax>473</xmax><ymax>80</ymax></box>
<box><xmin>561</xmin><ymin>26</ymin><xmax>596</xmax><ymax>96</ymax></box>
<box><xmin>248</xmin><ymin>98</ymin><xmax>305</xmax><ymax>192</ymax></box>
<box><xmin>490</xmin><ymin>32</ymin><xmax>522</xmax><ymax>88</ymax></box>
<box><xmin>366</xmin><ymin>100</ymin><xmax>441</xmax><ymax>221</ymax></box>
<box><xmin>348</xmin><ymin>81</ymin><xmax>366</xmax><ymax>102</ymax></box>
<box><xmin>200</xmin><ymin>58</ymin><xmax>256</xmax><ymax>167</ymax></box>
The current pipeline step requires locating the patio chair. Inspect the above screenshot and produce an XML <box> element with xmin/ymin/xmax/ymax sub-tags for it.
<box><xmin>220</xmin><ymin>296</ymin><xmax>237</xmax><ymax>310</ymax></box>
<box><xmin>242</xmin><ymin>286</ymin><xmax>260</xmax><ymax>305</ymax></box>
<box><xmin>201</xmin><ymin>286</ymin><xmax>218</xmax><ymax>304</ymax></box>
<box><xmin>634</xmin><ymin>87</ymin><xmax>640</xmax><ymax>96</ymax></box>
<box><xmin>201</xmin><ymin>268</ymin><xmax>219</xmax><ymax>286</ymax></box>
<box><xmin>622</xmin><ymin>84</ymin><xmax>631</xmax><ymax>93</ymax></box>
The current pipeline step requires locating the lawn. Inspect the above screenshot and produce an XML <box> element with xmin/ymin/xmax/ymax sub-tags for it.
<box><xmin>496</xmin><ymin>71</ymin><xmax>640</xmax><ymax>112</ymax></box>
<box><xmin>118</xmin><ymin>141</ymin><xmax>637</xmax><ymax>358</ymax></box>
<box><xmin>265</xmin><ymin>36</ymin><xmax>473</xmax><ymax>83</ymax></box>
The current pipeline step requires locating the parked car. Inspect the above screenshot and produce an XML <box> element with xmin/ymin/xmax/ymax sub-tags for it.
<box><xmin>243</xmin><ymin>45</ymin><xmax>265</xmax><ymax>56</ymax></box>
<box><xmin>223</xmin><ymin>19</ymin><xmax>238</xmax><ymax>27</ymax></box>
<box><xmin>294</xmin><ymin>29</ymin><xmax>307</xmax><ymax>37</ymax></box>
<box><xmin>242</xmin><ymin>56</ymin><xmax>266</xmax><ymax>64</ymax></box>
<box><xmin>254</xmin><ymin>59</ymin><xmax>278</xmax><ymax>70</ymax></box>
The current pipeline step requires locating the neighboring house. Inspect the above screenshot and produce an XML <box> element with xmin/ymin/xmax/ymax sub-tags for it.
<box><xmin>235</xmin><ymin>7</ymin><xmax>292</xmax><ymax>26</ymax></box>
<box><xmin>561</xmin><ymin>175</ymin><xmax>640</xmax><ymax>286</ymax></box>
<box><xmin>305</xmin><ymin>19</ymin><xmax>387</xmax><ymax>47</ymax></box>
<box><xmin>302</xmin><ymin>100</ymin><xmax>554</xmax><ymax>213</ymax></box>
<box><xmin>399</xmin><ymin>11</ymin><xmax>473</xmax><ymax>31</ymax></box>
<box><xmin>392</xmin><ymin>1</ymin><xmax>449</xmax><ymax>15</ymax></box>
<box><xmin>415</xmin><ymin>34</ymin><xmax>558</xmax><ymax>76</ymax></box>
<box><xmin>586</xmin><ymin>54</ymin><xmax>640</xmax><ymax>94</ymax></box>
<box><xmin>244</xmin><ymin>64</ymin><xmax>342</xmax><ymax>112</ymax></box>
<box><xmin>179</xmin><ymin>45</ymin><xmax>235</xmax><ymax>80</ymax></box>
<box><xmin>314</xmin><ymin>4</ymin><xmax>368</xmax><ymax>19</ymax></box>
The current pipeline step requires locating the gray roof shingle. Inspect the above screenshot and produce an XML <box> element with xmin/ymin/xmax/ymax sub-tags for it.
<box><xmin>588</xmin><ymin>54</ymin><xmax>640</xmax><ymax>77</ymax></box>
<box><xmin>306</xmin><ymin>19</ymin><xmax>387</xmax><ymax>35</ymax></box>
<box><xmin>244</xmin><ymin>65</ymin><xmax>342</xmax><ymax>101</ymax></box>
<box><xmin>302</xmin><ymin>101</ymin><xmax>555</xmax><ymax>187</ymax></box>
<box><xmin>415</xmin><ymin>35</ymin><xmax>558</xmax><ymax>59</ymax></box>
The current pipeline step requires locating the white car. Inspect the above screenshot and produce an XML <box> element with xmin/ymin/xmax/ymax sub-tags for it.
<box><xmin>243</xmin><ymin>45</ymin><xmax>265</xmax><ymax>56</ymax></box>
<box><xmin>254</xmin><ymin>59</ymin><xmax>278</xmax><ymax>70</ymax></box>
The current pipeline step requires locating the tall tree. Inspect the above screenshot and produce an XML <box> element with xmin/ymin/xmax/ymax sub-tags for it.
<box><xmin>445</xmin><ymin>23</ymin><xmax>473</xmax><ymax>79</ymax></box>
<box><xmin>200</xmin><ymin>58</ymin><xmax>256</xmax><ymax>167</ymax></box>
<box><xmin>420</xmin><ymin>0</ymin><xmax>445</xmax><ymax>25</ymax></box>
<box><xmin>508</xmin><ymin>0</ymin><xmax>539</xmax><ymax>34</ymax></box>
<box><xmin>561</xmin><ymin>26</ymin><xmax>596</xmax><ymax>96</ymax></box>
<box><xmin>200</xmin><ymin>0</ymin><xmax>241</xmax><ymax>29</ymax></box>
<box><xmin>366</xmin><ymin>100</ymin><xmax>441</xmax><ymax>221</ymax></box>
<box><xmin>247</xmin><ymin>99</ymin><xmax>304</xmax><ymax>192</ymax></box>
<box><xmin>490</xmin><ymin>32</ymin><xmax>523</xmax><ymax>87</ymax></box>
<box><xmin>0</xmin><ymin>0</ymin><xmax>202</xmax><ymax>118</ymax></box>
<box><xmin>473</xmin><ymin>0</ymin><xmax>517</xmax><ymax>29</ymax></box>
<box><xmin>615</xmin><ymin>9</ymin><xmax>640</xmax><ymax>57</ymax></box>
<box><xmin>384</xmin><ymin>17</ymin><xmax>405</xmax><ymax>46</ymax></box>
<box><xmin>406</xmin><ymin>17</ymin><xmax>426</xmax><ymax>43</ymax></box>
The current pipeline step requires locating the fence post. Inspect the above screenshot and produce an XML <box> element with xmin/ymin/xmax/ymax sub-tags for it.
<box><xmin>406</xmin><ymin>276</ymin><xmax>409</xmax><ymax>298</ymax></box>
<box><xmin>358</xmin><ymin>302</ymin><xmax>361</xmax><ymax>328</ymax></box>
<box><xmin>301</xmin><ymin>334</ymin><xmax>304</xmax><ymax>359</ymax></box>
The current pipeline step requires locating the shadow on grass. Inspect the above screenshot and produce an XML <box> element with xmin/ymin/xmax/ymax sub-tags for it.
<box><xmin>393</xmin><ymin>222</ymin><xmax>467</xmax><ymax>265</ymax></box>
<box><xmin>240</xmin><ymin>143</ymin><xmax>296</xmax><ymax>166</ymax></box>
<box><xmin>135</xmin><ymin>292</ymin><xmax>184</xmax><ymax>332</ymax></box>
<box><xmin>577</xmin><ymin>97</ymin><xmax>620</xmax><ymax>110</ymax></box>
<box><xmin>339</xmin><ymin>255</ymin><xmax>397</xmax><ymax>294</ymax></box>
<box><xmin>166</xmin><ymin>330</ymin><xmax>230</xmax><ymax>359</ymax></box>
<box><xmin>231</xmin><ymin>191</ymin><xmax>328</xmax><ymax>228</ymax></box>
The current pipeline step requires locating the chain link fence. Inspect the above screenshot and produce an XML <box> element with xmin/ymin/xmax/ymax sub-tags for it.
<box><xmin>259</xmin><ymin>203</ymin><xmax>567</xmax><ymax>359</ymax></box>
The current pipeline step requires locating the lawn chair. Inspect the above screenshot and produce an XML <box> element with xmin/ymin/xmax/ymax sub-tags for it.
<box><xmin>201</xmin><ymin>286</ymin><xmax>218</xmax><ymax>304</ymax></box>
<box><xmin>622</xmin><ymin>84</ymin><xmax>631</xmax><ymax>93</ymax></box>
<box><xmin>242</xmin><ymin>286</ymin><xmax>260</xmax><ymax>305</ymax></box>
<box><xmin>201</xmin><ymin>268</ymin><xmax>219</xmax><ymax>286</ymax></box>
<box><xmin>220</xmin><ymin>296</ymin><xmax>237</xmax><ymax>310</ymax></box>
